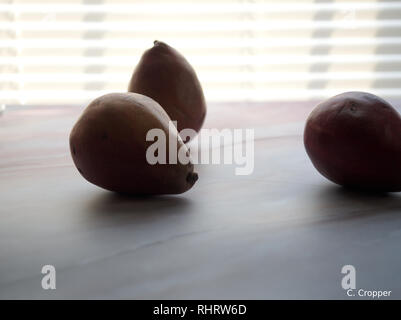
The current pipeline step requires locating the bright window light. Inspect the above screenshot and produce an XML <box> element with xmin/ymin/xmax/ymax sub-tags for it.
<box><xmin>0</xmin><ymin>0</ymin><xmax>401</xmax><ymax>105</ymax></box>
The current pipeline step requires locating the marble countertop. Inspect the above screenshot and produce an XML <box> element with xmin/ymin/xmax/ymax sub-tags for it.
<box><xmin>0</xmin><ymin>101</ymin><xmax>400</xmax><ymax>299</ymax></box>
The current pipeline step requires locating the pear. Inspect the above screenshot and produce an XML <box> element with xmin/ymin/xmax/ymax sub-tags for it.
<box><xmin>69</xmin><ymin>92</ymin><xmax>198</xmax><ymax>194</ymax></box>
<box><xmin>128</xmin><ymin>41</ymin><xmax>206</xmax><ymax>140</ymax></box>
<box><xmin>304</xmin><ymin>91</ymin><xmax>401</xmax><ymax>191</ymax></box>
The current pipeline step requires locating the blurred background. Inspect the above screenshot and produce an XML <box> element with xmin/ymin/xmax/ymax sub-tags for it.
<box><xmin>0</xmin><ymin>0</ymin><xmax>401</xmax><ymax>106</ymax></box>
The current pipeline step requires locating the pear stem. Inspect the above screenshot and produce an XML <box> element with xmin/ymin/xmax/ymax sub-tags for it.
<box><xmin>186</xmin><ymin>172</ymin><xmax>199</xmax><ymax>185</ymax></box>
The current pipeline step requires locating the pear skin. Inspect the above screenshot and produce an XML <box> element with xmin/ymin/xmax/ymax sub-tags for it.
<box><xmin>304</xmin><ymin>91</ymin><xmax>401</xmax><ymax>191</ymax></box>
<box><xmin>128</xmin><ymin>41</ymin><xmax>206</xmax><ymax>140</ymax></box>
<box><xmin>70</xmin><ymin>92</ymin><xmax>198</xmax><ymax>194</ymax></box>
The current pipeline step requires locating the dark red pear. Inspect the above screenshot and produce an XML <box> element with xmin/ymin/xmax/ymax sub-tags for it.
<box><xmin>69</xmin><ymin>92</ymin><xmax>198</xmax><ymax>194</ymax></box>
<box><xmin>304</xmin><ymin>91</ymin><xmax>401</xmax><ymax>191</ymax></box>
<box><xmin>128</xmin><ymin>41</ymin><xmax>206</xmax><ymax>140</ymax></box>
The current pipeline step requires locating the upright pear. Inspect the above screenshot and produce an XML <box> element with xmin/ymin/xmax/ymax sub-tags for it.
<box><xmin>128</xmin><ymin>41</ymin><xmax>206</xmax><ymax>139</ymax></box>
<box><xmin>69</xmin><ymin>92</ymin><xmax>198</xmax><ymax>194</ymax></box>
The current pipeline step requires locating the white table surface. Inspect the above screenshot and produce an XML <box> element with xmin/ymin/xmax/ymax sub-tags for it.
<box><xmin>0</xmin><ymin>102</ymin><xmax>400</xmax><ymax>299</ymax></box>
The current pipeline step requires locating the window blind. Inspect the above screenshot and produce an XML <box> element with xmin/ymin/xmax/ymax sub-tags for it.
<box><xmin>1</xmin><ymin>0</ymin><xmax>401</xmax><ymax>105</ymax></box>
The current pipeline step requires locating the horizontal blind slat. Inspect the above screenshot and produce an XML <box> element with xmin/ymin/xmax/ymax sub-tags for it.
<box><xmin>2</xmin><ymin>0</ymin><xmax>401</xmax><ymax>104</ymax></box>
<box><xmin>2</xmin><ymin>20</ymin><xmax>401</xmax><ymax>31</ymax></box>
<box><xmin>1</xmin><ymin>2</ymin><xmax>401</xmax><ymax>13</ymax></box>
